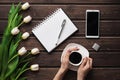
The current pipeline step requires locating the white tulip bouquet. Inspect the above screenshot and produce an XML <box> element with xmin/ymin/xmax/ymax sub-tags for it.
<box><xmin>0</xmin><ymin>2</ymin><xmax>39</xmax><ymax>80</ymax></box>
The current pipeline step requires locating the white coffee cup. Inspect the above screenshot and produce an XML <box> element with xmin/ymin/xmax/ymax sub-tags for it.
<box><xmin>69</xmin><ymin>51</ymin><xmax>83</xmax><ymax>66</ymax></box>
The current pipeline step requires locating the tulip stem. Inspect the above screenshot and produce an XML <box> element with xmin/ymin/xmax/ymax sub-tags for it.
<box><xmin>15</xmin><ymin>39</ymin><xmax>22</xmax><ymax>45</ymax></box>
<box><xmin>8</xmin><ymin>35</ymin><xmax>22</xmax><ymax>64</ymax></box>
<box><xmin>20</xmin><ymin>8</ymin><xmax>22</xmax><ymax>11</ymax></box>
<box><xmin>15</xmin><ymin>68</ymin><xmax>30</xmax><ymax>80</ymax></box>
<box><xmin>19</xmin><ymin>52</ymin><xmax>31</xmax><ymax>64</ymax></box>
<box><xmin>19</xmin><ymin>57</ymin><xmax>34</xmax><ymax>65</ymax></box>
<box><xmin>22</xmin><ymin>52</ymin><xmax>31</xmax><ymax>59</ymax></box>
<box><xmin>8</xmin><ymin>54</ymin><xmax>18</xmax><ymax>63</ymax></box>
<box><xmin>17</xmin><ymin>21</ymin><xmax>24</xmax><ymax>28</ymax></box>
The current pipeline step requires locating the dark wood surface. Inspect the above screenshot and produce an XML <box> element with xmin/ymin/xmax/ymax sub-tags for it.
<box><xmin>0</xmin><ymin>0</ymin><xmax>120</xmax><ymax>80</ymax></box>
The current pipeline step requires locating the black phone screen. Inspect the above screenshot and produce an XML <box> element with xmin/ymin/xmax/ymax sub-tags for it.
<box><xmin>87</xmin><ymin>12</ymin><xmax>99</xmax><ymax>36</ymax></box>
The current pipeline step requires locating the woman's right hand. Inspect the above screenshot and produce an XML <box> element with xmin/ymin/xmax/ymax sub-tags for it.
<box><xmin>77</xmin><ymin>57</ymin><xmax>93</xmax><ymax>80</ymax></box>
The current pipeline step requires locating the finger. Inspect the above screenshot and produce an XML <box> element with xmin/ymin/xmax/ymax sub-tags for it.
<box><xmin>62</xmin><ymin>52</ymin><xmax>70</xmax><ymax>61</ymax></box>
<box><xmin>61</xmin><ymin>55</ymin><xmax>67</xmax><ymax>63</ymax></box>
<box><xmin>85</xmin><ymin>57</ymin><xmax>90</xmax><ymax>68</ymax></box>
<box><xmin>80</xmin><ymin>57</ymin><xmax>88</xmax><ymax>67</ymax></box>
<box><xmin>64</xmin><ymin>53</ymin><xmax>70</xmax><ymax>61</ymax></box>
<box><xmin>61</xmin><ymin>53</ymin><xmax>67</xmax><ymax>62</ymax></box>
<box><xmin>61</xmin><ymin>54</ymin><xmax>70</xmax><ymax>65</ymax></box>
<box><xmin>67</xmin><ymin>46</ymin><xmax>79</xmax><ymax>53</ymax></box>
<box><xmin>64</xmin><ymin>46</ymin><xmax>79</xmax><ymax>59</ymax></box>
<box><xmin>89</xmin><ymin>58</ymin><xmax>93</xmax><ymax>69</ymax></box>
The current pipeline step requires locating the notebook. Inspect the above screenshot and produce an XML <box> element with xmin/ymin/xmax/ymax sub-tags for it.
<box><xmin>32</xmin><ymin>8</ymin><xmax>78</xmax><ymax>52</ymax></box>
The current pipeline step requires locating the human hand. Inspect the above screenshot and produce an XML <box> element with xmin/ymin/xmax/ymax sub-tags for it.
<box><xmin>77</xmin><ymin>57</ymin><xmax>93</xmax><ymax>80</ymax></box>
<box><xmin>60</xmin><ymin>46</ymin><xmax>79</xmax><ymax>72</ymax></box>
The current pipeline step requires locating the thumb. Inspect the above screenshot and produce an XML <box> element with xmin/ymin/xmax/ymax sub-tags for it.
<box><xmin>80</xmin><ymin>57</ymin><xmax>88</xmax><ymax>67</ymax></box>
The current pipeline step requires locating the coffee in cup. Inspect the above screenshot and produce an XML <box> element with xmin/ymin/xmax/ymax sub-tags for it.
<box><xmin>69</xmin><ymin>51</ymin><xmax>83</xmax><ymax>66</ymax></box>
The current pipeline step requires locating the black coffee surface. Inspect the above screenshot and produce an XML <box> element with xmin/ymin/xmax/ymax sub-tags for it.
<box><xmin>69</xmin><ymin>52</ymin><xmax>82</xmax><ymax>64</ymax></box>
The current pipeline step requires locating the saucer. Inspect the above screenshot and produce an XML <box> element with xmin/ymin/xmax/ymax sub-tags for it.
<box><xmin>61</xmin><ymin>43</ymin><xmax>89</xmax><ymax>71</ymax></box>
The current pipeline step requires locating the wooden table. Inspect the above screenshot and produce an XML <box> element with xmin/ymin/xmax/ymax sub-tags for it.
<box><xmin>0</xmin><ymin>0</ymin><xmax>120</xmax><ymax>80</ymax></box>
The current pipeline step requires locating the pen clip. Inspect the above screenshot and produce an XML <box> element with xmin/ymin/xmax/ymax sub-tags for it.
<box><xmin>61</xmin><ymin>19</ymin><xmax>66</xmax><ymax>28</ymax></box>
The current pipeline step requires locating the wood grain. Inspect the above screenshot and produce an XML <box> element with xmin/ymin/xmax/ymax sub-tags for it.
<box><xmin>0</xmin><ymin>20</ymin><xmax>120</xmax><ymax>36</ymax></box>
<box><xmin>0</xmin><ymin>5</ymin><xmax>120</xmax><ymax>20</ymax></box>
<box><xmin>26</xmin><ymin>68</ymin><xmax>120</xmax><ymax>80</ymax></box>
<box><xmin>30</xmin><ymin>52</ymin><xmax>120</xmax><ymax>67</ymax></box>
<box><xmin>0</xmin><ymin>0</ymin><xmax>120</xmax><ymax>80</ymax></box>
<box><xmin>17</xmin><ymin>37</ymin><xmax>120</xmax><ymax>51</ymax></box>
<box><xmin>0</xmin><ymin>0</ymin><xmax>120</xmax><ymax>4</ymax></box>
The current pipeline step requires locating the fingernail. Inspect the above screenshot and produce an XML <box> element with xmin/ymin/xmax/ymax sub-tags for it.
<box><xmin>75</xmin><ymin>46</ymin><xmax>79</xmax><ymax>50</ymax></box>
<box><xmin>87</xmin><ymin>57</ymin><xmax>88</xmax><ymax>59</ymax></box>
<box><xmin>84</xmin><ymin>57</ymin><xmax>87</xmax><ymax>61</ymax></box>
<box><xmin>82</xmin><ymin>58</ymin><xmax>85</xmax><ymax>61</ymax></box>
<box><xmin>68</xmin><ymin>49</ymin><xmax>71</xmax><ymax>52</ymax></box>
<box><xmin>85</xmin><ymin>57</ymin><xmax>87</xmax><ymax>59</ymax></box>
<box><xmin>74</xmin><ymin>46</ymin><xmax>77</xmax><ymax>48</ymax></box>
<box><xmin>83</xmin><ymin>57</ymin><xmax>86</xmax><ymax>60</ymax></box>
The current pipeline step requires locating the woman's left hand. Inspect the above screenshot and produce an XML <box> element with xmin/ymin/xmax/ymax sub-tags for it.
<box><xmin>60</xmin><ymin>47</ymin><xmax>79</xmax><ymax>72</ymax></box>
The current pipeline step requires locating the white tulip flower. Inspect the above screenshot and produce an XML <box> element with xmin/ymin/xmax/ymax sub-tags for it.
<box><xmin>30</xmin><ymin>64</ymin><xmax>39</xmax><ymax>71</ymax></box>
<box><xmin>31</xmin><ymin>48</ymin><xmax>40</xmax><ymax>55</ymax></box>
<box><xmin>22</xmin><ymin>32</ymin><xmax>30</xmax><ymax>39</ymax></box>
<box><xmin>18</xmin><ymin>47</ymin><xmax>27</xmax><ymax>56</ymax></box>
<box><xmin>21</xmin><ymin>2</ymin><xmax>30</xmax><ymax>10</ymax></box>
<box><xmin>23</xmin><ymin>15</ymin><xmax>32</xmax><ymax>23</ymax></box>
<box><xmin>11</xmin><ymin>27</ymin><xmax>20</xmax><ymax>35</ymax></box>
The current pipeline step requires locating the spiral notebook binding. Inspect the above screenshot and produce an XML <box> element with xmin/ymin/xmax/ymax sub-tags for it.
<box><xmin>32</xmin><ymin>8</ymin><xmax>61</xmax><ymax>31</ymax></box>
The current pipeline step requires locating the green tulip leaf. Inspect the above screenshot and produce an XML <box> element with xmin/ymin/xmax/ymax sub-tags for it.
<box><xmin>9</xmin><ymin>33</ymin><xmax>22</xmax><ymax>59</ymax></box>
<box><xmin>0</xmin><ymin>44</ymin><xmax>3</xmax><ymax>74</ymax></box>
<box><xmin>15</xmin><ymin>62</ymin><xmax>29</xmax><ymax>80</ymax></box>
<box><xmin>0</xmin><ymin>45</ymin><xmax>9</xmax><ymax>79</ymax></box>
<box><xmin>5</xmin><ymin>54</ymin><xmax>19</xmax><ymax>78</ymax></box>
<box><xmin>17</xmin><ymin>15</ymin><xmax>23</xmax><ymax>26</ymax></box>
<box><xmin>9</xmin><ymin>42</ymin><xmax>18</xmax><ymax>59</ymax></box>
<box><xmin>8</xmin><ymin>4</ymin><xmax>15</xmax><ymax>24</ymax></box>
<box><xmin>11</xmin><ymin>13</ymin><xmax>19</xmax><ymax>29</ymax></box>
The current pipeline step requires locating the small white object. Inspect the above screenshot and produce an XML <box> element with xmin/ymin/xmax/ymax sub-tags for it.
<box><xmin>30</xmin><ymin>64</ymin><xmax>39</xmax><ymax>71</ymax></box>
<box><xmin>11</xmin><ymin>27</ymin><xmax>20</xmax><ymax>35</ymax></box>
<box><xmin>18</xmin><ymin>47</ymin><xmax>27</xmax><ymax>56</ymax></box>
<box><xmin>92</xmin><ymin>43</ymin><xmax>100</xmax><ymax>51</ymax></box>
<box><xmin>31</xmin><ymin>48</ymin><xmax>40</xmax><ymax>55</ymax></box>
<box><xmin>21</xmin><ymin>2</ymin><xmax>30</xmax><ymax>10</ymax></box>
<box><xmin>22</xmin><ymin>32</ymin><xmax>30</xmax><ymax>39</ymax></box>
<box><xmin>23</xmin><ymin>15</ymin><xmax>32</xmax><ymax>23</ymax></box>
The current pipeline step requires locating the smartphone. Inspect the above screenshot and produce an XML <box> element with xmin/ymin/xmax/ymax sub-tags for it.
<box><xmin>86</xmin><ymin>10</ymin><xmax>100</xmax><ymax>38</ymax></box>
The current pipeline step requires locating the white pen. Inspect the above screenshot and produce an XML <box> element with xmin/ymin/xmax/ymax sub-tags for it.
<box><xmin>56</xmin><ymin>19</ymin><xmax>66</xmax><ymax>45</ymax></box>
